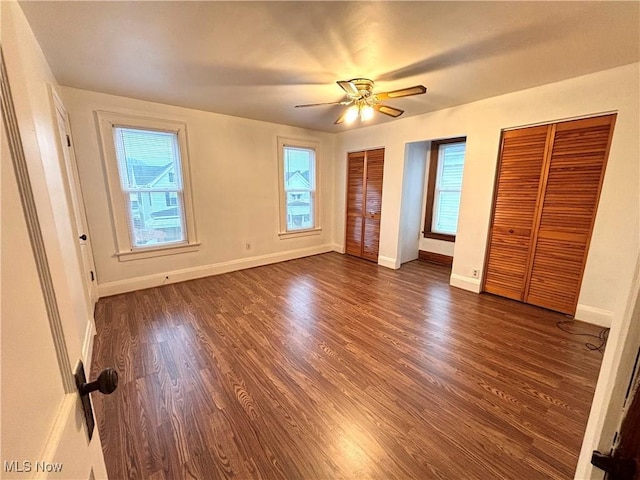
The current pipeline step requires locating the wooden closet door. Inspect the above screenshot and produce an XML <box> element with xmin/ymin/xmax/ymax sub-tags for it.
<box><xmin>362</xmin><ymin>148</ymin><xmax>384</xmax><ymax>261</ymax></box>
<box><xmin>525</xmin><ymin>115</ymin><xmax>616</xmax><ymax>314</ymax></box>
<box><xmin>483</xmin><ymin>125</ymin><xmax>551</xmax><ymax>300</ymax></box>
<box><xmin>345</xmin><ymin>152</ymin><xmax>365</xmax><ymax>257</ymax></box>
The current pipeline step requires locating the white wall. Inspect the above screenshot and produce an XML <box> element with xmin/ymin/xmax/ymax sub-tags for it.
<box><xmin>2</xmin><ymin>3</ymin><xmax>107</xmax><ymax>477</ymax></box>
<box><xmin>61</xmin><ymin>87</ymin><xmax>336</xmax><ymax>295</ymax></box>
<box><xmin>399</xmin><ymin>141</ymin><xmax>427</xmax><ymax>264</ymax></box>
<box><xmin>2</xmin><ymin>2</ymin><xmax>91</xmax><ymax>370</ymax></box>
<box><xmin>335</xmin><ymin>63</ymin><xmax>640</xmax><ymax>327</ymax></box>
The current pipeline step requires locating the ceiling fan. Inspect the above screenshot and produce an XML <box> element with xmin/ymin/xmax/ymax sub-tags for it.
<box><xmin>295</xmin><ymin>78</ymin><xmax>427</xmax><ymax>125</ymax></box>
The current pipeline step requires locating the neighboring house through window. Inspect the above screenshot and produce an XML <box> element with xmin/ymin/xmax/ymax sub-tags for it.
<box><xmin>97</xmin><ymin>112</ymin><xmax>199</xmax><ymax>260</ymax></box>
<box><xmin>277</xmin><ymin>137</ymin><xmax>321</xmax><ymax>237</ymax></box>
<box><xmin>423</xmin><ymin>137</ymin><xmax>466</xmax><ymax>241</ymax></box>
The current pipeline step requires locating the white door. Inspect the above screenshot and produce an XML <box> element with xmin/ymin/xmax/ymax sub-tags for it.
<box><xmin>50</xmin><ymin>87</ymin><xmax>99</xmax><ymax>309</ymax></box>
<box><xmin>0</xmin><ymin>42</ymin><xmax>108</xmax><ymax>480</ymax></box>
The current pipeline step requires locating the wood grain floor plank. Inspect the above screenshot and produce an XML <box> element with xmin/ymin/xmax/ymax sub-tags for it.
<box><xmin>92</xmin><ymin>253</ymin><xmax>603</xmax><ymax>479</ymax></box>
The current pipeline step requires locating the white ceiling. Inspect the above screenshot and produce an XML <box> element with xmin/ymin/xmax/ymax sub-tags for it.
<box><xmin>19</xmin><ymin>1</ymin><xmax>640</xmax><ymax>133</ymax></box>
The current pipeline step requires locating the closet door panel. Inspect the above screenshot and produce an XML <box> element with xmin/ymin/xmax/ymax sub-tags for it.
<box><xmin>526</xmin><ymin>238</ymin><xmax>586</xmax><ymax>313</ymax></box>
<box><xmin>483</xmin><ymin>126</ymin><xmax>549</xmax><ymax>300</ymax></box>
<box><xmin>346</xmin><ymin>216</ymin><xmax>363</xmax><ymax>256</ymax></box>
<box><xmin>362</xmin><ymin>218</ymin><xmax>381</xmax><ymax>262</ymax></box>
<box><xmin>526</xmin><ymin>115</ymin><xmax>615</xmax><ymax>314</ymax></box>
<box><xmin>345</xmin><ymin>152</ymin><xmax>365</xmax><ymax>257</ymax></box>
<box><xmin>364</xmin><ymin>149</ymin><xmax>384</xmax><ymax>218</ymax></box>
<box><xmin>362</xmin><ymin>148</ymin><xmax>384</xmax><ymax>262</ymax></box>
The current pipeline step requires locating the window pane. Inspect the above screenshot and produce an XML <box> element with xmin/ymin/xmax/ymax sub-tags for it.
<box><xmin>438</xmin><ymin>143</ymin><xmax>465</xmax><ymax>190</ymax></box>
<box><xmin>286</xmin><ymin>191</ymin><xmax>314</xmax><ymax>230</ymax></box>
<box><xmin>283</xmin><ymin>145</ymin><xmax>316</xmax><ymax>232</ymax></box>
<box><xmin>128</xmin><ymin>192</ymin><xmax>184</xmax><ymax>247</ymax></box>
<box><xmin>114</xmin><ymin>128</ymin><xmax>182</xmax><ymax>190</ymax></box>
<box><xmin>434</xmin><ymin>191</ymin><xmax>461</xmax><ymax>234</ymax></box>
<box><xmin>284</xmin><ymin>147</ymin><xmax>314</xmax><ymax>190</ymax></box>
<box><xmin>432</xmin><ymin>141</ymin><xmax>466</xmax><ymax>235</ymax></box>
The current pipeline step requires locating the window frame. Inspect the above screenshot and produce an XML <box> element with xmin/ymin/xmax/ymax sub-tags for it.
<box><xmin>96</xmin><ymin>111</ymin><xmax>199</xmax><ymax>261</ymax></box>
<box><xmin>423</xmin><ymin>137</ymin><xmax>466</xmax><ymax>242</ymax></box>
<box><xmin>277</xmin><ymin>136</ymin><xmax>322</xmax><ymax>238</ymax></box>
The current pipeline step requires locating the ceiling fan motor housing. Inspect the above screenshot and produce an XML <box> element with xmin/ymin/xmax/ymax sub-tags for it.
<box><xmin>349</xmin><ymin>78</ymin><xmax>375</xmax><ymax>97</ymax></box>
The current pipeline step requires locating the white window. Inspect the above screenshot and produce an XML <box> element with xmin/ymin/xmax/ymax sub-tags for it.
<box><xmin>97</xmin><ymin>112</ymin><xmax>198</xmax><ymax>260</ymax></box>
<box><xmin>432</xmin><ymin>141</ymin><xmax>465</xmax><ymax>235</ymax></box>
<box><xmin>424</xmin><ymin>139</ymin><xmax>466</xmax><ymax>239</ymax></box>
<box><xmin>277</xmin><ymin>137</ymin><xmax>321</xmax><ymax>237</ymax></box>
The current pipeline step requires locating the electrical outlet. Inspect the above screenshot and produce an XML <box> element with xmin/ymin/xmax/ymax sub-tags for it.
<box><xmin>245</xmin><ymin>242</ymin><xmax>251</xmax><ymax>250</ymax></box>
<box><xmin>472</xmin><ymin>269</ymin><xmax>479</xmax><ymax>279</ymax></box>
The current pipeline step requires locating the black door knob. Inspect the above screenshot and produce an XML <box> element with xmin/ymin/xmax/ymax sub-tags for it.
<box><xmin>79</xmin><ymin>234</ymin><xmax>87</xmax><ymax>241</ymax></box>
<box><xmin>80</xmin><ymin>368</ymin><xmax>118</xmax><ymax>396</ymax></box>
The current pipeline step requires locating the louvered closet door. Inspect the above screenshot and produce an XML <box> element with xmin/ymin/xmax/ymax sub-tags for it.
<box><xmin>526</xmin><ymin>115</ymin><xmax>616</xmax><ymax>314</ymax></box>
<box><xmin>362</xmin><ymin>148</ymin><xmax>384</xmax><ymax>262</ymax></box>
<box><xmin>345</xmin><ymin>152</ymin><xmax>365</xmax><ymax>257</ymax></box>
<box><xmin>483</xmin><ymin>125</ymin><xmax>551</xmax><ymax>300</ymax></box>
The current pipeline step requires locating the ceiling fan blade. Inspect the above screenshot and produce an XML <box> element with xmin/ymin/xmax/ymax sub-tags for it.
<box><xmin>295</xmin><ymin>100</ymin><xmax>351</xmax><ymax>108</ymax></box>
<box><xmin>334</xmin><ymin>108</ymin><xmax>350</xmax><ymax>124</ymax></box>
<box><xmin>375</xmin><ymin>104</ymin><xmax>404</xmax><ymax>118</ymax></box>
<box><xmin>375</xmin><ymin>85</ymin><xmax>427</xmax><ymax>101</ymax></box>
<box><xmin>337</xmin><ymin>80</ymin><xmax>359</xmax><ymax>97</ymax></box>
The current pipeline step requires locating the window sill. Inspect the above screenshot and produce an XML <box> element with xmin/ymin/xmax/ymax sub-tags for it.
<box><xmin>116</xmin><ymin>242</ymin><xmax>201</xmax><ymax>262</ymax></box>
<box><xmin>423</xmin><ymin>232</ymin><xmax>456</xmax><ymax>242</ymax></box>
<box><xmin>278</xmin><ymin>228</ymin><xmax>322</xmax><ymax>239</ymax></box>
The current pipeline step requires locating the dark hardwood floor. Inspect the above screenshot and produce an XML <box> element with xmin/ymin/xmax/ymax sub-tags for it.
<box><xmin>91</xmin><ymin>253</ymin><xmax>603</xmax><ymax>480</ymax></box>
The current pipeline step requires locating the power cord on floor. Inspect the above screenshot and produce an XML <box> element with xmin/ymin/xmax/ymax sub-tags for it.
<box><xmin>556</xmin><ymin>320</ymin><xmax>609</xmax><ymax>355</ymax></box>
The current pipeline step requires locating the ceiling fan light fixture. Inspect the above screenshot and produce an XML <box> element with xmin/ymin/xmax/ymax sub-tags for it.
<box><xmin>360</xmin><ymin>105</ymin><xmax>375</xmax><ymax>121</ymax></box>
<box><xmin>345</xmin><ymin>105</ymin><xmax>359</xmax><ymax>123</ymax></box>
<box><xmin>305</xmin><ymin>78</ymin><xmax>427</xmax><ymax>125</ymax></box>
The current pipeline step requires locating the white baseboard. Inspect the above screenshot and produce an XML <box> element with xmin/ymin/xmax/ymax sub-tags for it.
<box><xmin>332</xmin><ymin>243</ymin><xmax>345</xmax><ymax>254</ymax></box>
<box><xmin>98</xmin><ymin>244</ymin><xmax>335</xmax><ymax>297</ymax></box>
<box><xmin>37</xmin><ymin>395</ymin><xmax>75</xmax><ymax>480</ymax></box>
<box><xmin>378</xmin><ymin>255</ymin><xmax>400</xmax><ymax>269</ymax></box>
<box><xmin>450</xmin><ymin>273</ymin><xmax>482</xmax><ymax>293</ymax></box>
<box><xmin>575</xmin><ymin>304</ymin><xmax>613</xmax><ymax>328</ymax></box>
<box><xmin>82</xmin><ymin>319</ymin><xmax>96</xmax><ymax>373</ymax></box>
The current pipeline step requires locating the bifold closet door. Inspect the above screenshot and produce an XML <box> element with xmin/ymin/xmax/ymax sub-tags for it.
<box><xmin>345</xmin><ymin>148</ymin><xmax>384</xmax><ymax>261</ymax></box>
<box><xmin>483</xmin><ymin>125</ymin><xmax>551</xmax><ymax>301</ymax></box>
<box><xmin>345</xmin><ymin>151</ymin><xmax>365</xmax><ymax>257</ymax></box>
<box><xmin>362</xmin><ymin>148</ymin><xmax>384</xmax><ymax>261</ymax></box>
<box><xmin>526</xmin><ymin>115</ymin><xmax>616</xmax><ymax>314</ymax></box>
<box><xmin>484</xmin><ymin>114</ymin><xmax>616</xmax><ymax>315</ymax></box>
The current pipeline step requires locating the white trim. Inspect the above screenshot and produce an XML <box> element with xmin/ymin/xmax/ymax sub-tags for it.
<box><xmin>98</xmin><ymin>244</ymin><xmax>335</xmax><ymax>297</ymax></box>
<box><xmin>378</xmin><ymin>255</ymin><xmax>400</xmax><ymax>269</ymax></box>
<box><xmin>575</xmin><ymin>304</ymin><xmax>613</xmax><ymax>328</ymax></box>
<box><xmin>95</xmin><ymin>110</ymin><xmax>199</xmax><ymax>258</ymax></box>
<box><xmin>332</xmin><ymin>243</ymin><xmax>345</xmax><ymax>254</ymax></box>
<box><xmin>450</xmin><ymin>273</ymin><xmax>482</xmax><ymax>293</ymax></box>
<box><xmin>277</xmin><ymin>136</ymin><xmax>322</xmax><ymax>235</ymax></box>
<box><xmin>82</xmin><ymin>319</ymin><xmax>96</xmax><ymax>373</ymax></box>
<box><xmin>48</xmin><ymin>85</ymin><xmax>100</xmax><ymax>310</ymax></box>
<box><xmin>37</xmin><ymin>395</ymin><xmax>76</xmax><ymax>480</ymax></box>
<box><xmin>116</xmin><ymin>241</ymin><xmax>201</xmax><ymax>261</ymax></box>
<box><xmin>278</xmin><ymin>228</ymin><xmax>322</xmax><ymax>239</ymax></box>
